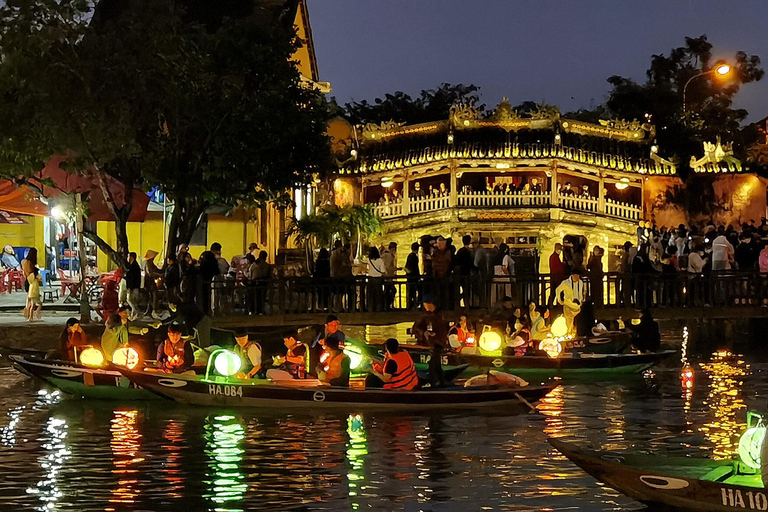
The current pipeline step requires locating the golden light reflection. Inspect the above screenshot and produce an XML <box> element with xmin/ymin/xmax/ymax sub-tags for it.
<box><xmin>162</xmin><ymin>420</ymin><xmax>185</xmax><ymax>499</ymax></box>
<box><xmin>27</xmin><ymin>417</ymin><xmax>70</xmax><ymax>511</ymax></box>
<box><xmin>699</xmin><ymin>350</ymin><xmax>750</xmax><ymax>459</ymax></box>
<box><xmin>346</xmin><ymin>414</ymin><xmax>368</xmax><ymax>510</ymax></box>
<box><xmin>603</xmin><ymin>388</ymin><xmax>626</xmax><ymax>450</ymax></box>
<box><xmin>204</xmin><ymin>415</ymin><xmax>247</xmax><ymax>510</ymax></box>
<box><xmin>107</xmin><ymin>410</ymin><xmax>143</xmax><ymax>508</ymax></box>
<box><xmin>539</xmin><ymin>385</ymin><xmax>565</xmax><ymax>438</ymax></box>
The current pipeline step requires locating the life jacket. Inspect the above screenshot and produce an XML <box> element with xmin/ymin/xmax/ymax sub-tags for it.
<box><xmin>324</xmin><ymin>352</ymin><xmax>347</xmax><ymax>382</ymax></box>
<box><xmin>383</xmin><ymin>350</ymin><xmax>419</xmax><ymax>390</ymax></box>
<box><xmin>286</xmin><ymin>342</ymin><xmax>307</xmax><ymax>379</ymax></box>
<box><xmin>234</xmin><ymin>341</ymin><xmax>262</xmax><ymax>372</ymax></box>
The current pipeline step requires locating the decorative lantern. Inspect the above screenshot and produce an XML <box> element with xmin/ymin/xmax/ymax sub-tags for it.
<box><xmin>344</xmin><ymin>345</ymin><xmax>364</xmax><ymax>371</ymax></box>
<box><xmin>739</xmin><ymin>426</ymin><xmax>766</xmax><ymax>469</ymax></box>
<box><xmin>213</xmin><ymin>350</ymin><xmax>242</xmax><ymax>377</ymax></box>
<box><xmin>538</xmin><ymin>337</ymin><xmax>562</xmax><ymax>358</ymax></box>
<box><xmin>550</xmin><ymin>316</ymin><xmax>568</xmax><ymax>338</ymax></box>
<box><xmin>79</xmin><ymin>347</ymin><xmax>104</xmax><ymax>367</ymax></box>
<box><xmin>112</xmin><ymin>347</ymin><xmax>140</xmax><ymax>370</ymax></box>
<box><xmin>478</xmin><ymin>326</ymin><xmax>503</xmax><ymax>355</ymax></box>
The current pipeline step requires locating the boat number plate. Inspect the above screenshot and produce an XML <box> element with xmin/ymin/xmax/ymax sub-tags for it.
<box><xmin>208</xmin><ymin>384</ymin><xmax>243</xmax><ymax>398</ymax></box>
<box><xmin>418</xmin><ymin>355</ymin><xmax>448</xmax><ymax>365</ymax></box>
<box><xmin>313</xmin><ymin>391</ymin><xmax>325</xmax><ymax>402</ymax></box>
<box><xmin>720</xmin><ymin>487</ymin><xmax>768</xmax><ymax>510</ymax></box>
<box><xmin>492</xmin><ymin>359</ymin><xmax>504</xmax><ymax>368</ymax></box>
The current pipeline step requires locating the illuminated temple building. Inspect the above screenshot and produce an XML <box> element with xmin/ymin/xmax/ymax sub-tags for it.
<box><xmin>331</xmin><ymin>100</ymin><xmax>768</xmax><ymax>273</ymax></box>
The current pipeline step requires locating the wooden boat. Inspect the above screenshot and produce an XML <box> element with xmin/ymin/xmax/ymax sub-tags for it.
<box><xmin>550</xmin><ymin>438</ymin><xmax>766</xmax><ymax>512</ymax></box>
<box><xmin>400</xmin><ymin>347</ymin><xmax>677</xmax><ymax>380</ymax></box>
<box><xmin>119</xmin><ymin>368</ymin><xmax>557</xmax><ymax>411</ymax></box>
<box><xmin>10</xmin><ymin>355</ymin><xmax>158</xmax><ymax>400</ymax></box>
<box><xmin>561</xmin><ymin>331</ymin><xmax>633</xmax><ymax>354</ymax></box>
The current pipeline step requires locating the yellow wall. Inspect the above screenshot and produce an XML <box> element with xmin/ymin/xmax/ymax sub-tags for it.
<box><xmin>0</xmin><ymin>215</ymin><xmax>45</xmax><ymax>256</ymax></box>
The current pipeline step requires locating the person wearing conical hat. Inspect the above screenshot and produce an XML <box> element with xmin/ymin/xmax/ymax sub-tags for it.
<box><xmin>142</xmin><ymin>249</ymin><xmax>162</xmax><ymax>317</ymax></box>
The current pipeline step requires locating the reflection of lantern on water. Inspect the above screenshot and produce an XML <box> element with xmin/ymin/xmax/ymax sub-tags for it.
<box><xmin>204</xmin><ymin>415</ymin><xmax>247</xmax><ymax>507</ymax></box>
<box><xmin>478</xmin><ymin>326</ymin><xmax>502</xmax><ymax>355</ymax></box>
<box><xmin>346</xmin><ymin>414</ymin><xmax>368</xmax><ymax>508</ymax></box>
<box><xmin>113</xmin><ymin>347</ymin><xmax>140</xmax><ymax>370</ymax></box>
<box><xmin>162</xmin><ymin>420</ymin><xmax>185</xmax><ymax>499</ymax></box>
<box><xmin>699</xmin><ymin>350</ymin><xmax>749</xmax><ymax>459</ymax></box>
<box><xmin>27</xmin><ymin>417</ymin><xmax>69</xmax><ymax>510</ymax></box>
<box><xmin>79</xmin><ymin>347</ymin><xmax>105</xmax><ymax>367</ymax></box>
<box><xmin>538</xmin><ymin>385</ymin><xmax>564</xmax><ymax>438</ymax></box>
<box><xmin>680</xmin><ymin>365</ymin><xmax>694</xmax><ymax>390</ymax></box>
<box><xmin>108</xmin><ymin>409</ymin><xmax>143</xmax><ymax>507</ymax></box>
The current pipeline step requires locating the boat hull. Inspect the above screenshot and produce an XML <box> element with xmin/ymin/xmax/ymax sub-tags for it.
<box><xmin>120</xmin><ymin>369</ymin><xmax>556</xmax><ymax>411</ymax></box>
<box><xmin>10</xmin><ymin>355</ymin><xmax>157</xmax><ymax>400</ymax></box>
<box><xmin>550</xmin><ymin>439</ymin><xmax>765</xmax><ymax>512</ymax></box>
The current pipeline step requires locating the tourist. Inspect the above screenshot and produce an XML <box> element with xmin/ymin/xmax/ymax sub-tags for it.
<box><xmin>560</xmin><ymin>182</ymin><xmax>575</xmax><ymax>196</ymax></box>
<box><xmin>101</xmin><ymin>313</ymin><xmax>129</xmax><ymax>362</ymax></box>
<box><xmin>586</xmin><ymin>246</ymin><xmax>604</xmax><ymax>306</ymax></box>
<box><xmin>412</xmin><ymin>182</ymin><xmax>424</xmax><ymax>198</ymax></box>
<box><xmin>548</xmin><ymin>243</ymin><xmax>566</xmax><ymax>306</ymax></box>
<box><xmin>530</xmin><ymin>305</ymin><xmax>550</xmax><ymax>341</ymax></box>
<box><xmin>58</xmin><ymin>317</ymin><xmax>89</xmax><ymax>361</ymax></box>
<box><xmin>367</xmin><ymin>338</ymin><xmax>419</xmax><ymax>390</ymax></box>
<box><xmin>156</xmin><ymin>323</ymin><xmax>194</xmax><ymax>373</ymax></box>
<box><xmin>405</xmin><ymin>242</ymin><xmax>421</xmax><ymax>310</ymax></box>
<box><xmin>210</xmin><ymin>242</ymin><xmax>230</xmax><ymax>275</ymax></box>
<box><xmin>711</xmin><ymin>233</ymin><xmax>734</xmax><ymax>271</ymax></box>
<box><xmin>245</xmin><ymin>251</ymin><xmax>271</xmax><ymax>314</ymax></box>
<box><xmin>455</xmin><ymin>235</ymin><xmax>475</xmax><ymax>306</ymax></box>
<box><xmin>330</xmin><ymin>240</ymin><xmax>345</xmax><ymax>277</ymax></box>
<box><xmin>142</xmin><ymin>250</ymin><xmax>162</xmax><ymax>315</ymax></box>
<box><xmin>272</xmin><ymin>329</ymin><xmax>308</xmax><ymax>379</ymax></box>
<box><xmin>473</xmin><ymin>237</ymin><xmax>492</xmax><ymax>308</ymax></box>
<box><xmin>230</xmin><ymin>243</ymin><xmax>256</xmax><ymax>274</ymax></box>
<box><xmin>1</xmin><ymin>245</ymin><xmax>19</xmax><ymax>269</ymax></box>
<box><xmin>411</xmin><ymin>294</ymin><xmax>448</xmax><ymax>387</ymax></box>
<box><xmin>314</xmin><ymin>248</ymin><xmax>331</xmax><ymax>311</ymax></box>
<box><xmin>26</xmin><ymin>267</ymin><xmax>42</xmax><ymax>322</ymax></box>
<box><xmin>530</xmin><ymin>178</ymin><xmax>542</xmax><ymax>194</ymax></box>
<box><xmin>232</xmin><ymin>328</ymin><xmax>262</xmax><ymax>379</ymax></box>
<box><xmin>735</xmin><ymin>233</ymin><xmax>758</xmax><ymax>271</ymax></box>
<box><xmin>367</xmin><ymin>246</ymin><xmax>386</xmax><ymax>312</ymax></box>
<box><xmin>438</xmin><ymin>182</ymin><xmax>449</xmax><ymax>197</ymax></box>
<box><xmin>124</xmin><ymin>252</ymin><xmax>142</xmax><ymax>320</ymax></box>
<box><xmin>628</xmin><ymin>309</ymin><xmax>661</xmax><ymax>353</ymax></box>
<box><xmin>179</xmin><ymin>252</ymin><xmax>198</xmax><ymax>304</ymax></box>
<box><xmin>555</xmin><ymin>270</ymin><xmax>585</xmax><ymax>334</ymax></box>
<box><xmin>164</xmin><ymin>254</ymin><xmax>182</xmax><ymax>305</ymax></box>
<box><xmin>448</xmin><ymin>314</ymin><xmax>472</xmax><ymax>349</ymax></box>
<box><xmin>21</xmin><ymin>247</ymin><xmax>38</xmax><ymax>321</ymax></box>
<box><xmin>431</xmin><ymin>236</ymin><xmax>453</xmax><ymax>308</ymax></box>
<box><xmin>198</xmin><ymin>250</ymin><xmax>220</xmax><ymax>314</ymax></box>
<box><xmin>312</xmin><ymin>315</ymin><xmax>346</xmax><ymax>374</ymax></box>
<box><xmin>493</xmin><ymin>243</ymin><xmax>515</xmax><ymax>303</ymax></box>
<box><xmin>382</xmin><ymin>242</ymin><xmax>398</xmax><ymax>308</ymax></box>
<box><xmin>760</xmin><ymin>243</ymin><xmax>768</xmax><ymax>274</ymax></box>
<box><xmin>506</xmin><ymin>315</ymin><xmax>531</xmax><ymax>356</ymax></box>
<box><xmin>316</xmin><ymin>336</ymin><xmax>350</xmax><ymax>387</ymax></box>
<box><xmin>581</xmin><ymin>184</ymin><xmax>590</xmax><ymax>198</ymax></box>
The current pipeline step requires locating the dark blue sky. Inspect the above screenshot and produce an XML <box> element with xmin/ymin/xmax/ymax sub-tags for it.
<box><xmin>309</xmin><ymin>0</ymin><xmax>768</xmax><ymax>123</ymax></box>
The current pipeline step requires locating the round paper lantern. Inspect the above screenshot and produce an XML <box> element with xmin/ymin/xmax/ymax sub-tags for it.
<box><xmin>739</xmin><ymin>426</ymin><xmax>766</xmax><ymax>470</ymax></box>
<box><xmin>113</xmin><ymin>347</ymin><xmax>140</xmax><ymax>370</ymax></box>
<box><xmin>538</xmin><ymin>338</ymin><xmax>563</xmax><ymax>358</ymax></box>
<box><xmin>344</xmin><ymin>345</ymin><xmax>364</xmax><ymax>370</ymax></box>
<box><xmin>479</xmin><ymin>328</ymin><xmax>502</xmax><ymax>354</ymax></box>
<box><xmin>79</xmin><ymin>347</ymin><xmax>104</xmax><ymax>367</ymax></box>
<box><xmin>213</xmin><ymin>350</ymin><xmax>242</xmax><ymax>377</ymax></box>
<box><xmin>550</xmin><ymin>316</ymin><xmax>568</xmax><ymax>337</ymax></box>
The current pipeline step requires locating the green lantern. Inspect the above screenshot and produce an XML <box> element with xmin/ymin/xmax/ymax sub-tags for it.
<box><xmin>213</xmin><ymin>350</ymin><xmax>242</xmax><ymax>377</ymax></box>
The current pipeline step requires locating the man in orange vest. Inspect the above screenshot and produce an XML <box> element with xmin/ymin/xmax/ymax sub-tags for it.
<box><xmin>368</xmin><ymin>338</ymin><xmax>419</xmax><ymax>390</ymax></box>
<box><xmin>316</xmin><ymin>336</ymin><xmax>350</xmax><ymax>387</ymax></box>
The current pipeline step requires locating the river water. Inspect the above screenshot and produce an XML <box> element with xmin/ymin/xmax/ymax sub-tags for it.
<box><xmin>0</xmin><ymin>324</ymin><xmax>767</xmax><ymax>511</ymax></box>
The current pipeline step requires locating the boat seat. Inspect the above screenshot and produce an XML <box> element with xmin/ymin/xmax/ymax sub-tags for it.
<box><xmin>701</xmin><ymin>465</ymin><xmax>734</xmax><ymax>483</ymax></box>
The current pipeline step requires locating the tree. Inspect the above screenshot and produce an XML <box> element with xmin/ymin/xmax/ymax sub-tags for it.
<box><xmin>342</xmin><ymin>83</ymin><xmax>485</xmax><ymax>125</ymax></box>
<box><xmin>602</xmin><ymin>35</ymin><xmax>763</xmax><ymax>173</ymax></box>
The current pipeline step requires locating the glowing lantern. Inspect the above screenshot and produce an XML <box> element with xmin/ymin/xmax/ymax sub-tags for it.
<box><xmin>739</xmin><ymin>426</ymin><xmax>766</xmax><ymax>469</ymax></box>
<box><xmin>465</xmin><ymin>335</ymin><xmax>476</xmax><ymax>346</ymax></box>
<box><xmin>538</xmin><ymin>337</ymin><xmax>562</xmax><ymax>358</ymax></box>
<box><xmin>213</xmin><ymin>350</ymin><xmax>242</xmax><ymax>377</ymax></box>
<box><xmin>79</xmin><ymin>347</ymin><xmax>105</xmax><ymax>367</ymax></box>
<box><xmin>680</xmin><ymin>365</ymin><xmax>694</xmax><ymax>390</ymax></box>
<box><xmin>478</xmin><ymin>326</ymin><xmax>502</xmax><ymax>355</ymax></box>
<box><xmin>112</xmin><ymin>347</ymin><xmax>140</xmax><ymax>370</ymax></box>
<box><xmin>344</xmin><ymin>345</ymin><xmax>364</xmax><ymax>370</ymax></box>
<box><xmin>550</xmin><ymin>316</ymin><xmax>568</xmax><ymax>337</ymax></box>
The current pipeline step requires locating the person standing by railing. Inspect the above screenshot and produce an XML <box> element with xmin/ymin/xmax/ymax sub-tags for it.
<box><xmin>405</xmin><ymin>242</ymin><xmax>421</xmax><ymax>310</ymax></box>
<box><xmin>431</xmin><ymin>237</ymin><xmax>453</xmax><ymax>310</ymax></box>
<box><xmin>586</xmin><ymin>246</ymin><xmax>604</xmax><ymax>307</ymax></box>
<box><xmin>367</xmin><ymin>247</ymin><xmax>386</xmax><ymax>312</ymax></box>
<box><xmin>547</xmin><ymin>243</ymin><xmax>566</xmax><ymax>307</ymax></box>
<box><xmin>473</xmin><ymin>237</ymin><xmax>492</xmax><ymax>309</ymax></box>
<box><xmin>455</xmin><ymin>235</ymin><xmax>475</xmax><ymax>308</ymax></box>
<box><xmin>381</xmin><ymin>242</ymin><xmax>398</xmax><ymax>310</ymax></box>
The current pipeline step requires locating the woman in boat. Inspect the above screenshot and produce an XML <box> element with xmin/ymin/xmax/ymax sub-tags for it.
<box><xmin>530</xmin><ymin>305</ymin><xmax>550</xmax><ymax>341</ymax></box>
<box><xmin>505</xmin><ymin>314</ymin><xmax>531</xmax><ymax>356</ymax></box>
<box><xmin>101</xmin><ymin>314</ymin><xmax>129</xmax><ymax>362</ymax></box>
<box><xmin>367</xmin><ymin>338</ymin><xmax>419</xmax><ymax>390</ymax></box>
<box><xmin>232</xmin><ymin>328</ymin><xmax>262</xmax><ymax>379</ymax></box>
<box><xmin>448</xmin><ymin>315</ymin><xmax>473</xmax><ymax>351</ymax></box>
<box><xmin>317</xmin><ymin>336</ymin><xmax>350</xmax><ymax>387</ymax></box>
<box><xmin>156</xmin><ymin>323</ymin><xmax>195</xmax><ymax>373</ymax></box>
<box><xmin>58</xmin><ymin>317</ymin><xmax>90</xmax><ymax>361</ymax></box>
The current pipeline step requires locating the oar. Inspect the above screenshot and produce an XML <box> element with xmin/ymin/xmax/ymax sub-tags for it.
<box><xmin>514</xmin><ymin>392</ymin><xmax>539</xmax><ymax>414</ymax></box>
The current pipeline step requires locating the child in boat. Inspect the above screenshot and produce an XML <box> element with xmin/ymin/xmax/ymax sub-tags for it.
<box><xmin>101</xmin><ymin>314</ymin><xmax>129</xmax><ymax>362</ymax></box>
<box><xmin>156</xmin><ymin>323</ymin><xmax>194</xmax><ymax>373</ymax></box>
<box><xmin>26</xmin><ymin>267</ymin><xmax>42</xmax><ymax>322</ymax></box>
<box><xmin>232</xmin><ymin>328</ymin><xmax>262</xmax><ymax>379</ymax></box>
<box><xmin>58</xmin><ymin>317</ymin><xmax>90</xmax><ymax>361</ymax></box>
<box><xmin>316</xmin><ymin>336</ymin><xmax>350</xmax><ymax>387</ymax></box>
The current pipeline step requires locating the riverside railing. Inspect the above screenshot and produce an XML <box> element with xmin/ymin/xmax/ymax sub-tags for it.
<box><xmin>209</xmin><ymin>271</ymin><xmax>768</xmax><ymax>317</ymax></box>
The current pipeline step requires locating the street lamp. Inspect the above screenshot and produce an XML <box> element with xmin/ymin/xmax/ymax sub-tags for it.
<box><xmin>682</xmin><ymin>63</ymin><xmax>732</xmax><ymax>113</ymax></box>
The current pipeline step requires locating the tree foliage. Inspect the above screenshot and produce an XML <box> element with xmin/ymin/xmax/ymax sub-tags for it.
<box><xmin>341</xmin><ymin>83</ymin><xmax>485</xmax><ymax>125</ymax></box>
<box><xmin>290</xmin><ymin>204</ymin><xmax>383</xmax><ymax>249</ymax></box>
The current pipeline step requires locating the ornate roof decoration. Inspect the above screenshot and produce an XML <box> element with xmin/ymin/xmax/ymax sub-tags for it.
<box><xmin>691</xmin><ymin>139</ymin><xmax>743</xmax><ymax>173</ymax></box>
<box><xmin>561</xmin><ymin>118</ymin><xmax>653</xmax><ymax>142</ymax></box>
<box><xmin>449</xmin><ymin>103</ymin><xmax>481</xmax><ymax>127</ymax></box>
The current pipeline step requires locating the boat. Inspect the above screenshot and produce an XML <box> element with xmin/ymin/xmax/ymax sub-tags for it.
<box><xmin>11</xmin><ymin>354</ymin><xmax>158</xmax><ymax>400</ymax></box>
<box><xmin>549</xmin><ymin>438</ymin><xmax>767</xmax><ymax>512</ymax></box>
<box><xmin>561</xmin><ymin>331</ymin><xmax>634</xmax><ymax>354</ymax></box>
<box><xmin>397</xmin><ymin>346</ymin><xmax>677</xmax><ymax>380</ymax></box>
<box><xmin>119</xmin><ymin>368</ymin><xmax>557</xmax><ymax>411</ymax></box>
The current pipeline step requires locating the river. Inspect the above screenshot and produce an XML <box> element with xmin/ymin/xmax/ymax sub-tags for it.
<box><xmin>0</xmin><ymin>324</ymin><xmax>766</xmax><ymax>511</ymax></box>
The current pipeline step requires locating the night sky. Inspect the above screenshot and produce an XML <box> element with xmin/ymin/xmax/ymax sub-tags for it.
<box><xmin>309</xmin><ymin>0</ymin><xmax>768</xmax><ymax>123</ymax></box>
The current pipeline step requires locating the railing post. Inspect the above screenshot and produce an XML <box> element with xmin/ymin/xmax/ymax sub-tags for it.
<box><xmin>598</xmin><ymin>177</ymin><xmax>605</xmax><ymax>214</ymax></box>
<box><xmin>403</xmin><ymin>179</ymin><xmax>410</xmax><ymax>216</ymax></box>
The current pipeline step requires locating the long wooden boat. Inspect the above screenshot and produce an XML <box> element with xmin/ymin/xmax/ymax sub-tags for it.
<box><xmin>120</xmin><ymin>368</ymin><xmax>557</xmax><ymax>411</ymax></box>
<box><xmin>10</xmin><ymin>355</ymin><xmax>158</xmax><ymax>400</ymax></box>
<box><xmin>400</xmin><ymin>347</ymin><xmax>677</xmax><ymax>380</ymax></box>
<box><xmin>550</xmin><ymin>438</ymin><xmax>766</xmax><ymax>512</ymax></box>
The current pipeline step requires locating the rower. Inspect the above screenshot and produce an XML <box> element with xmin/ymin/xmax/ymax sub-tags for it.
<box><xmin>316</xmin><ymin>336</ymin><xmax>350</xmax><ymax>387</ymax></box>
<box><xmin>368</xmin><ymin>338</ymin><xmax>419</xmax><ymax>390</ymax></box>
<box><xmin>232</xmin><ymin>328</ymin><xmax>262</xmax><ymax>379</ymax></box>
<box><xmin>276</xmin><ymin>329</ymin><xmax>307</xmax><ymax>378</ymax></box>
<box><xmin>156</xmin><ymin>323</ymin><xmax>194</xmax><ymax>373</ymax></box>
<box><xmin>58</xmin><ymin>317</ymin><xmax>89</xmax><ymax>361</ymax></box>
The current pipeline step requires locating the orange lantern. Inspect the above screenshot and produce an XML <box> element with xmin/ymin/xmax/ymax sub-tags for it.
<box><xmin>113</xmin><ymin>347</ymin><xmax>140</xmax><ymax>370</ymax></box>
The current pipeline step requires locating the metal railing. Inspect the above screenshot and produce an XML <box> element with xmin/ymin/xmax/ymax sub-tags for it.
<box><xmin>208</xmin><ymin>271</ymin><xmax>768</xmax><ymax>317</ymax></box>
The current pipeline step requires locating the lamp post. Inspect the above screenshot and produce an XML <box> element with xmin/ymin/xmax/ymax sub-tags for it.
<box><xmin>682</xmin><ymin>63</ymin><xmax>732</xmax><ymax>113</ymax></box>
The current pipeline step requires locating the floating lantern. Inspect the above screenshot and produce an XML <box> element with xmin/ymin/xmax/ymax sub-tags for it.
<box><xmin>213</xmin><ymin>350</ymin><xmax>241</xmax><ymax>377</ymax></box>
<box><xmin>550</xmin><ymin>316</ymin><xmax>568</xmax><ymax>337</ymax></box>
<box><xmin>739</xmin><ymin>426</ymin><xmax>766</xmax><ymax>469</ymax></box>
<box><xmin>680</xmin><ymin>365</ymin><xmax>694</xmax><ymax>390</ymax></box>
<box><xmin>79</xmin><ymin>347</ymin><xmax>104</xmax><ymax>367</ymax></box>
<box><xmin>538</xmin><ymin>337</ymin><xmax>562</xmax><ymax>358</ymax></box>
<box><xmin>465</xmin><ymin>335</ymin><xmax>476</xmax><ymax>346</ymax></box>
<box><xmin>112</xmin><ymin>347</ymin><xmax>140</xmax><ymax>370</ymax></box>
<box><xmin>478</xmin><ymin>326</ymin><xmax>502</xmax><ymax>355</ymax></box>
<box><xmin>344</xmin><ymin>344</ymin><xmax>364</xmax><ymax>370</ymax></box>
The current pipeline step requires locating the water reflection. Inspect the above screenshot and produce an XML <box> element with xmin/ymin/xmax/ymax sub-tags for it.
<box><xmin>1</xmin><ymin>405</ymin><xmax>24</xmax><ymax>447</ymax></box>
<box><xmin>539</xmin><ymin>384</ymin><xmax>565</xmax><ymax>438</ymax></box>
<box><xmin>27</xmin><ymin>417</ymin><xmax>70</xmax><ymax>511</ymax></box>
<box><xmin>162</xmin><ymin>419</ymin><xmax>186</xmax><ymax>499</ymax></box>
<box><xmin>699</xmin><ymin>350</ymin><xmax>750</xmax><ymax>458</ymax></box>
<box><xmin>346</xmin><ymin>414</ymin><xmax>368</xmax><ymax>510</ymax></box>
<box><xmin>204</xmin><ymin>414</ymin><xmax>247</xmax><ymax>511</ymax></box>
<box><xmin>108</xmin><ymin>409</ymin><xmax>143</xmax><ymax>508</ymax></box>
